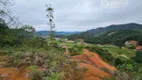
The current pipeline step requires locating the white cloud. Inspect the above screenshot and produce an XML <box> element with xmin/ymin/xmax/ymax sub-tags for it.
<box><xmin>11</xmin><ymin>0</ymin><xmax>142</xmax><ymax>31</ymax></box>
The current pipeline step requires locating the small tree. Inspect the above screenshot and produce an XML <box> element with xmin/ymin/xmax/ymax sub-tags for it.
<box><xmin>46</xmin><ymin>4</ymin><xmax>55</xmax><ymax>43</ymax></box>
<box><xmin>19</xmin><ymin>25</ymin><xmax>35</xmax><ymax>37</ymax></box>
<box><xmin>135</xmin><ymin>50</ymin><xmax>142</xmax><ymax>63</ymax></box>
<box><xmin>0</xmin><ymin>0</ymin><xmax>20</xmax><ymax>28</ymax></box>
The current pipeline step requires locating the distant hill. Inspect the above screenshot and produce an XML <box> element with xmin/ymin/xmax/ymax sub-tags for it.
<box><xmin>87</xmin><ymin>23</ymin><xmax>142</xmax><ymax>35</ymax></box>
<box><xmin>35</xmin><ymin>31</ymin><xmax>81</xmax><ymax>37</ymax></box>
<box><xmin>68</xmin><ymin>29</ymin><xmax>142</xmax><ymax>47</ymax></box>
<box><xmin>87</xmin><ymin>30</ymin><xmax>142</xmax><ymax>46</ymax></box>
<box><xmin>68</xmin><ymin>23</ymin><xmax>142</xmax><ymax>47</ymax></box>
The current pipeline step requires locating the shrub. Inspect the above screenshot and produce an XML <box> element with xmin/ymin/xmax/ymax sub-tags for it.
<box><xmin>63</xmin><ymin>61</ymin><xmax>84</xmax><ymax>80</ymax></box>
<box><xmin>0</xmin><ymin>48</ymin><xmax>13</xmax><ymax>56</ymax></box>
<box><xmin>125</xmin><ymin>44</ymin><xmax>136</xmax><ymax>49</ymax></box>
<box><xmin>8</xmin><ymin>47</ymin><xmax>69</xmax><ymax>79</ymax></box>
<box><xmin>27</xmin><ymin>65</ymin><xmax>38</xmax><ymax>71</ymax></box>
<box><xmin>85</xmin><ymin>46</ymin><xmax>115</xmax><ymax>65</ymax></box>
<box><xmin>22</xmin><ymin>37</ymin><xmax>46</xmax><ymax>48</ymax></box>
<box><xmin>128</xmin><ymin>45</ymin><xmax>136</xmax><ymax>49</ymax></box>
<box><xmin>117</xmin><ymin>64</ymin><xmax>134</xmax><ymax>72</ymax></box>
<box><xmin>45</xmin><ymin>72</ymin><xmax>64</xmax><ymax>80</ymax></box>
<box><xmin>102</xmin><ymin>76</ymin><xmax>116</xmax><ymax>80</ymax></box>
<box><xmin>31</xmin><ymin>70</ymin><xmax>44</xmax><ymax>80</ymax></box>
<box><xmin>68</xmin><ymin>45</ymin><xmax>84</xmax><ymax>56</ymax></box>
<box><xmin>134</xmin><ymin>50</ymin><xmax>142</xmax><ymax>63</ymax></box>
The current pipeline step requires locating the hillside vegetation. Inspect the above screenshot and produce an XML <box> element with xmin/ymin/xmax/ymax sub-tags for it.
<box><xmin>87</xmin><ymin>23</ymin><xmax>142</xmax><ymax>35</ymax></box>
<box><xmin>68</xmin><ymin>29</ymin><xmax>142</xmax><ymax>47</ymax></box>
<box><xmin>67</xmin><ymin>23</ymin><xmax>142</xmax><ymax>80</ymax></box>
<box><xmin>1</xmin><ymin>0</ymin><xmax>142</xmax><ymax>80</ymax></box>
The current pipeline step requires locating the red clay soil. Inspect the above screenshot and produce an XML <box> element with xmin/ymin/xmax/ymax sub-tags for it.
<box><xmin>0</xmin><ymin>48</ymin><xmax>115</xmax><ymax>80</ymax></box>
<box><xmin>73</xmin><ymin>49</ymin><xmax>116</xmax><ymax>72</ymax></box>
<box><xmin>129</xmin><ymin>40</ymin><xmax>138</xmax><ymax>47</ymax></box>
<box><xmin>79</xmin><ymin>63</ymin><xmax>110</xmax><ymax>80</ymax></box>
<box><xmin>71</xmin><ymin>49</ymin><xmax>116</xmax><ymax>80</ymax></box>
<box><xmin>129</xmin><ymin>40</ymin><xmax>142</xmax><ymax>50</ymax></box>
<box><xmin>0</xmin><ymin>55</ymin><xmax>30</xmax><ymax>80</ymax></box>
<box><xmin>136</xmin><ymin>46</ymin><xmax>142</xmax><ymax>50</ymax></box>
<box><xmin>0</xmin><ymin>68</ymin><xmax>30</xmax><ymax>80</ymax></box>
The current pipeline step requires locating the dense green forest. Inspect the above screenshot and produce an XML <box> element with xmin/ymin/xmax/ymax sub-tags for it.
<box><xmin>0</xmin><ymin>20</ymin><xmax>36</xmax><ymax>47</ymax></box>
<box><xmin>68</xmin><ymin>23</ymin><xmax>142</xmax><ymax>47</ymax></box>
<box><xmin>68</xmin><ymin>29</ymin><xmax>142</xmax><ymax>47</ymax></box>
<box><xmin>87</xmin><ymin>23</ymin><xmax>142</xmax><ymax>35</ymax></box>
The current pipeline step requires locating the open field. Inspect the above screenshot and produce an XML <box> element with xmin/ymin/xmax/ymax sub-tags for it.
<box><xmin>96</xmin><ymin>45</ymin><xmax>136</xmax><ymax>58</ymax></box>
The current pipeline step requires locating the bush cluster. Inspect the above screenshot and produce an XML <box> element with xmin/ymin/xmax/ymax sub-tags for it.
<box><xmin>68</xmin><ymin>45</ymin><xmax>84</xmax><ymax>56</ymax></box>
<box><xmin>85</xmin><ymin>45</ymin><xmax>115</xmax><ymax>65</ymax></box>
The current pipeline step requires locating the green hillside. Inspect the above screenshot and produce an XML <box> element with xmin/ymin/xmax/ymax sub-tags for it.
<box><xmin>68</xmin><ymin>30</ymin><xmax>142</xmax><ymax>47</ymax></box>
<box><xmin>87</xmin><ymin>23</ymin><xmax>142</xmax><ymax>35</ymax></box>
<box><xmin>1</xmin><ymin>0</ymin><xmax>142</xmax><ymax>80</ymax></box>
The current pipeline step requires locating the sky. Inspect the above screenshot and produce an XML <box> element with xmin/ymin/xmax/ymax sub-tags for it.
<box><xmin>11</xmin><ymin>0</ymin><xmax>142</xmax><ymax>31</ymax></box>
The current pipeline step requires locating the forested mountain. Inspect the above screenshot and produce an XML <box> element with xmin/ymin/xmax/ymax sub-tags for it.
<box><xmin>87</xmin><ymin>23</ymin><xmax>142</xmax><ymax>35</ymax></box>
<box><xmin>68</xmin><ymin>23</ymin><xmax>142</xmax><ymax>47</ymax></box>
<box><xmin>87</xmin><ymin>30</ymin><xmax>142</xmax><ymax>47</ymax></box>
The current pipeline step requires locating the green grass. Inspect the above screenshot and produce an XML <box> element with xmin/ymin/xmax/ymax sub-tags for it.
<box><xmin>54</xmin><ymin>40</ymin><xmax>75</xmax><ymax>48</ymax></box>
<box><xmin>61</xmin><ymin>42</ymin><xmax>75</xmax><ymax>48</ymax></box>
<box><xmin>27</xmin><ymin>65</ymin><xmax>38</xmax><ymax>71</ymax></box>
<box><xmin>96</xmin><ymin>45</ymin><xmax>136</xmax><ymax>58</ymax></box>
<box><xmin>45</xmin><ymin>72</ymin><xmax>64</xmax><ymax>80</ymax></box>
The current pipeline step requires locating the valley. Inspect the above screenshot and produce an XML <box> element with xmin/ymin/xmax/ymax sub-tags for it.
<box><xmin>1</xmin><ymin>0</ymin><xmax>142</xmax><ymax>80</ymax></box>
